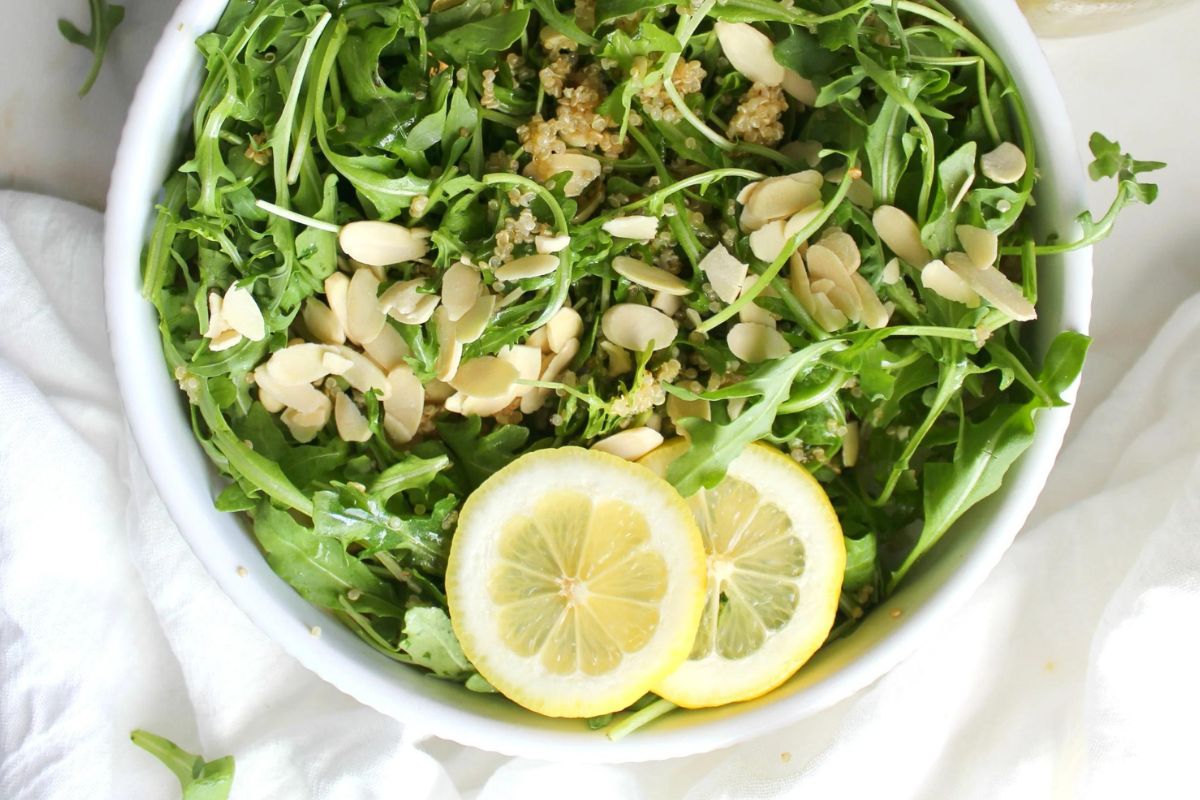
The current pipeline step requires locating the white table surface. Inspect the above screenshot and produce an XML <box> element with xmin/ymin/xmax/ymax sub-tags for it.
<box><xmin>1</xmin><ymin>0</ymin><xmax>1196</xmax><ymax>780</ymax></box>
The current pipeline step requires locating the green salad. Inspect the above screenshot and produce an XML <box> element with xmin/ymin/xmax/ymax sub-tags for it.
<box><xmin>143</xmin><ymin>0</ymin><xmax>1160</xmax><ymax>733</ymax></box>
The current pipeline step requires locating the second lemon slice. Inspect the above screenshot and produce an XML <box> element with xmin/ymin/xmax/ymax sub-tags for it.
<box><xmin>640</xmin><ymin>440</ymin><xmax>846</xmax><ymax>708</ymax></box>
<box><xmin>446</xmin><ymin>447</ymin><xmax>707</xmax><ymax>718</ymax></box>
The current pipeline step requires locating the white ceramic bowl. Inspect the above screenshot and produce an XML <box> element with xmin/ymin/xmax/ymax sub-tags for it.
<box><xmin>105</xmin><ymin>0</ymin><xmax>1091</xmax><ymax>762</ymax></box>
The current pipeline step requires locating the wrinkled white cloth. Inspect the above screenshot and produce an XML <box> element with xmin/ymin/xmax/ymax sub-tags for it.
<box><xmin>0</xmin><ymin>190</ymin><xmax>1196</xmax><ymax>799</ymax></box>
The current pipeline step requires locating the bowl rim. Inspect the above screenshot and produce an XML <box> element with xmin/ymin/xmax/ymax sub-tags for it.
<box><xmin>104</xmin><ymin>0</ymin><xmax>1092</xmax><ymax>763</ymax></box>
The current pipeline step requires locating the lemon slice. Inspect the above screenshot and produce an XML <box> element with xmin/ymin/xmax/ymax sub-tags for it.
<box><xmin>446</xmin><ymin>447</ymin><xmax>707</xmax><ymax>718</ymax></box>
<box><xmin>639</xmin><ymin>440</ymin><xmax>845</xmax><ymax>708</ymax></box>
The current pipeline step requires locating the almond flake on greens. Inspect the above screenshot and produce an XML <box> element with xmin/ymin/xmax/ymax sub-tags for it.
<box><xmin>943</xmin><ymin>251</ymin><xmax>1036</xmax><ymax>321</ymax></box>
<box><xmin>534</xmin><ymin>233</ymin><xmax>571</xmax><ymax>254</ymax></box>
<box><xmin>527</xmin><ymin>153</ymin><xmax>601</xmax><ymax>197</ymax></box>
<box><xmin>781</xmin><ymin>69</ymin><xmax>817</xmax><ymax>105</ymax></box>
<box><xmin>714</xmin><ymin>22</ymin><xmax>784</xmax><ymax>86</ymax></box>
<box><xmin>667</xmin><ymin>394</ymin><xmax>711</xmax><ymax>426</ymax></box>
<box><xmin>749</xmin><ymin>219</ymin><xmax>789</xmax><ymax>263</ymax></box>
<box><xmin>805</xmin><ymin>244</ymin><xmax>859</xmax><ymax>310</ymax></box>
<box><xmin>380</xmin><ymin>279</ymin><xmax>439</xmax><ymax>325</ymax></box>
<box><xmin>613</xmin><ymin>255</ymin><xmax>690</xmax><ymax>296</ymax></box>
<box><xmin>267</xmin><ymin>342</ymin><xmax>347</xmax><ymax>386</ymax></box>
<box><xmin>698</xmin><ymin>244</ymin><xmax>749</xmax><ymax>304</ymax></box>
<box><xmin>602</xmin><ymin>215</ymin><xmax>658</xmax><ymax>241</ymax></box>
<box><xmin>208</xmin><ymin>329</ymin><xmax>243</xmax><ymax>352</ymax></box>
<box><xmin>728</xmin><ymin>322</ymin><xmax>791</xmax><ymax>364</ymax></box>
<box><xmin>740</xmin><ymin>173</ymin><xmax>822</xmax><ymax>231</ymax></box>
<box><xmin>345</xmin><ymin>268</ymin><xmax>386</xmax><ymax>345</ymax></box>
<box><xmin>499</xmin><ymin>344</ymin><xmax>542</xmax><ymax>398</ymax></box>
<box><xmin>599</xmin><ymin>341</ymin><xmax>633</xmax><ymax>377</ymax></box>
<box><xmin>433</xmin><ymin>306</ymin><xmax>462</xmax><ymax>382</ymax></box>
<box><xmin>338</xmin><ymin>220</ymin><xmax>430</xmax><ymax>267</ymax></box>
<box><xmin>451</xmin><ymin>356</ymin><xmax>520</xmax><ymax>399</ymax></box>
<box><xmin>818</xmin><ymin>229</ymin><xmax>862</xmax><ymax>273</ymax></box>
<box><xmin>652</xmin><ymin>291</ymin><xmax>683</xmax><ymax>316</ymax></box>
<box><xmin>921</xmin><ymin>258</ymin><xmax>981</xmax><ymax>306</ymax></box>
<box><xmin>591</xmin><ymin>427</ymin><xmax>664</xmax><ymax>461</ymax></box>
<box><xmin>334</xmin><ymin>391</ymin><xmax>372</xmax><ymax>443</ymax></box>
<box><xmin>956</xmin><ymin>224</ymin><xmax>999</xmax><ymax>268</ymax></box>
<box><xmin>521</xmin><ymin>338</ymin><xmax>580</xmax><ymax>414</ymax></box>
<box><xmin>282</xmin><ymin>400</ymin><xmax>331</xmax><ymax>444</ymax></box>
<box><xmin>980</xmin><ymin>142</ymin><xmax>1027</xmax><ymax>185</ymax></box>
<box><xmin>325</xmin><ymin>345</ymin><xmax>393</xmax><ymax>399</ymax></box>
<box><xmin>442</xmin><ymin>262</ymin><xmax>481</xmax><ymax>322</ymax></box>
<box><xmin>302</xmin><ymin>297</ymin><xmax>345</xmax><ymax>345</ymax></box>
<box><xmin>324</xmin><ymin>272</ymin><xmax>351</xmax><ymax>332</ymax></box>
<box><xmin>852</xmin><ymin>273</ymin><xmax>891</xmax><ymax>329</ymax></box>
<box><xmin>254</xmin><ymin>367</ymin><xmax>328</xmax><ymax>414</ymax></box>
<box><xmin>873</xmin><ymin>205</ymin><xmax>932</xmax><ymax>267</ymax></box>
<box><xmin>221</xmin><ymin>285</ymin><xmax>266</xmax><ymax>341</ymax></box>
<box><xmin>601</xmin><ymin>304</ymin><xmax>678</xmax><ymax>353</ymax></box>
<box><xmin>881</xmin><ymin>257</ymin><xmax>902</xmax><ymax>284</ymax></box>
<box><xmin>545</xmin><ymin>306</ymin><xmax>583</xmax><ymax>353</ymax></box>
<box><xmin>494</xmin><ymin>254</ymin><xmax>559</xmax><ymax>281</ymax></box>
<box><xmin>454</xmin><ymin>292</ymin><xmax>497</xmax><ymax>344</ymax></box>
<box><xmin>383</xmin><ymin>365</ymin><xmax>424</xmax><ymax>444</ymax></box>
<box><xmin>204</xmin><ymin>292</ymin><xmax>228</xmax><ymax>338</ymax></box>
<box><xmin>362</xmin><ymin>323</ymin><xmax>411</xmax><ymax>372</ymax></box>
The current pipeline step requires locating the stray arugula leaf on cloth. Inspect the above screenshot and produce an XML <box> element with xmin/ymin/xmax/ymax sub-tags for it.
<box><xmin>130</xmin><ymin>730</ymin><xmax>234</xmax><ymax>800</ymax></box>
<box><xmin>58</xmin><ymin>0</ymin><xmax>125</xmax><ymax>96</ymax></box>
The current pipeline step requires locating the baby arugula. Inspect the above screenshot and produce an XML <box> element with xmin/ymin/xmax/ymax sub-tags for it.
<box><xmin>130</xmin><ymin>730</ymin><xmax>234</xmax><ymax>800</ymax></box>
<box><xmin>58</xmin><ymin>0</ymin><xmax>125</xmax><ymax>96</ymax></box>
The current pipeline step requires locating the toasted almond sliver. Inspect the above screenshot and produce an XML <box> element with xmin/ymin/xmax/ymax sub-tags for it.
<box><xmin>384</xmin><ymin>365</ymin><xmax>425</xmax><ymax>440</ymax></box>
<box><xmin>208</xmin><ymin>329</ymin><xmax>243</xmax><ymax>352</ymax></box>
<box><xmin>782</xmin><ymin>69</ymin><xmax>817</xmax><ymax>105</ymax></box>
<box><xmin>873</xmin><ymin>205</ymin><xmax>932</xmax><ymax>267</ymax></box>
<box><xmin>520</xmin><ymin>338</ymin><xmax>579</xmax><ymax>414</ymax></box>
<box><xmin>741</xmin><ymin>175</ymin><xmax>822</xmax><ymax>231</ymax></box>
<box><xmin>591</xmin><ymin>427</ymin><xmax>664</xmax><ymax>461</ymax></box>
<box><xmin>881</xmin><ymin>257</ymin><xmax>902</xmax><ymax>285</ymax></box>
<box><xmin>728</xmin><ymin>322</ymin><xmax>792</xmax><ymax>363</ymax></box>
<box><xmin>980</xmin><ymin>141</ymin><xmax>1027</xmax><ymax>185</ymax></box>
<box><xmin>852</xmin><ymin>273</ymin><xmax>890</xmax><ymax>329</ymax></box>
<box><xmin>324</xmin><ymin>344</ymin><xmax>392</xmax><ymax>399</ymax></box>
<box><xmin>842</xmin><ymin>421</ymin><xmax>860</xmax><ymax>467</ymax></box>
<box><xmin>943</xmin><ymin>251</ymin><xmax>1036</xmax><ymax>321</ymax></box>
<box><xmin>667</xmin><ymin>394</ymin><xmax>711</xmax><ymax>425</ymax></box>
<box><xmin>454</xmin><ymin>292</ymin><xmax>496</xmax><ymax>344</ymax></box>
<box><xmin>613</xmin><ymin>256</ymin><xmax>690</xmax><ymax>296</ymax></box>
<box><xmin>205</xmin><ymin>292</ymin><xmax>228</xmax><ymax>338</ymax></box>
<box><xmin>806</xmin><ymin>244</ymin><xmax>857</xmax><ymax>301</ymax></box>
<box><xmin>345</xmin><ymin>268</ymin><xmax>386</xmax><ymax>345</ymax></box>
<box><xmin>601</xmin><ymin>304</ymin><xmax>678</xmax><ymax>353</ymax></box>
<box><xmin>494</xmin><ymin>254</ymin><xmax>559</xmax><ymax>281</ymax></box>
<box><xmin>334</xmin><ymin>391</ymin><xmax>372</xmax><ymax>443</ymax></box>
<box><xmin>602</xmin><ymin>215</ymin><xmax>659</xmax><ymax>241</ymax></box>
<box><xmin>302</xmin><ymin>297</ymin><xmax>345</xmax><ymax>345</ymax></box>
<box><xmin>433</xmin><ymin>307</ymin><xmax>462</xmax><ymax>382</ymax></box>
<box><xmin>527</xmin><ymin>153</ymin><xmax>601</xmax><ymax>197</ymax></box>
<box><xmin>338</xmin><ymin>220</ymin><xmax>430</xmax><ymax>267</ymax></box>
<box><xmin>921</xmin><ymin>258</ymin><xmax>981</xmax><ymax>306</ymax></box>
<box><xmin>324</xmin><ymin>272</ymin><xmax>351</xmax><ymax>333</ymax></box>
<box><xmin>749</xmin><ymin>219</ymin><xmax>789</xmax><ymax>263</ymax></box>
<box><xmin>221</xmin><ymin>285</ymin><xmax>266</xmax><ymax>341</ymax></box>
<box><xmin>956</xmin><ymin>224</ymin><xmax>999</xmax><ymax>268</ymax></box>
<box><xmin>282</xmin><ymin>400</ymin><xmax>331</xmax><ymax>443</ymax></box>
<box><xmin>535</xmin><ymin>233</ymin><xmax>571</xmax><ymax>254</ymax></box>
<box><xmin>599</xmin><ymin>341</ymin><xmax>633</xmax><ymax>377</ymax></box>
<box><xmin>362</xmin><ymin>323</ymin><xmax>411</xmax><ymax>372</ymax></box>
<box><xmin>451</xmin><ymin>356</ymin><xmax>520</xmax><ymax>399</ymax></box>
<box><xmin>254</xmin><ymin>367</ymin><xmax>326</xmax><ymax>414</ymax></box>
<box><xmin>698</xmin><ymin>244</ymin><xmax>749</xmax><ymax>304</ymax></box>
<box><xmin>499</xmin><ymin>344</ymin><xmax>543</xmax><ymax>398</ymax></box>
<box><xmin>736</xmin><ymin>180</ymin><xmax>761</xmax><ymax>205</ymax></box>
<box><xmin>546</xmin><ymin>306</ymin><xmax>583</xmax><ymax>353</ymax></box>
<box><xmin>653</xmin><ymin>291</ymin><xmax>683</xmax><ymax>317</ymax></box>
<box><xmin>442</xmin><ymin>262</ymin><xmax>481</xmax><ymax>322</ymax></box>
<box><xmin>819</xmin><ymin>229</ymin><xmax>862</xmax><ymax>273</ymax></box>
<box><xmin>714</xmin><ymin>22</ymin><xmax>784</xmax><ymax>87</ymax></box>
<box><xmin>267</xmin><ymin>342</ymin><xmax>343</xmax><ymax>386</ymax></box>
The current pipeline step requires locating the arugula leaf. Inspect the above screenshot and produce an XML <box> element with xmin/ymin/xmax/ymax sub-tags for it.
<box><xmin>398</xmin><ymin>606</ymin><xmax>474</xmax><ymax>680</ymax></box>
<box><xmin>843</xmin><ymin>533</ymin><xmax>878</xmax><ymax>592</ymax></box>
<box><xmin>130</xmin><ymin>730</ymin><xmax>234</xmax><ymax>800</ymax></box>
<box><xmin>429</xmin><ymin>9</ymin><xmax>531</xmax><ymax>64</ymax></box>
<box><xmin>436</xmin><ymin>416</ymin><xmax>531</xmax><ymax>489</ymax></box>
<box><xmin>59</xmin><ymin>0</ymin><xmax>125</xmax><ymax>96</ymax></box>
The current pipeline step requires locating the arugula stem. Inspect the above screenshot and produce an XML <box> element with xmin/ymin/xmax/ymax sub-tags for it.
<box><xmin>271</xmin><ymin>11</ymin><xmax>332</xmax><ymax>205</ymax></box>
<box><xmin>778</xmin><ymin>370</ymin><xmax>846</xmax><ymax>414</ymax></box>
<box><xmin>602</xmin><ymin>698</ymin><xmax>677</xmax><ymax>740</ymax></box>
<box><xmin>770</xmin><ymin>276</ymin><xmax>827</xmax><ymax>340</ymax></box>
<box><xmin>662</xmin><ymin>0</ymin><xmax>731</xmax><ymax>152</ymax></box>
<box><xmin>999</xmin><ymin>182</ymin><xmax>1132</xmax><ymax>256</ymax></box>
<box><xmin>615</xmin><ymin>168</ymin><xmax>766</xmax><ymax>216</ymax></box>
<box><xmin>254</xmin><ymin>199</ymin><xmax>341</xmax><ymax>233</ymax></box>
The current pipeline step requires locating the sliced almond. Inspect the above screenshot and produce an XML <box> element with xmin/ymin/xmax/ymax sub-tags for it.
<box><xmin>810</xmin><ymin>290</ymin><xmax>849</xmax><ymax>332</ymax></box>
<box><xmin>442</xmin><ymin>262</ymin><xmax>481</xmax><ymax>322</ymax></box>
<box><xmin>254</xmin><ymin>367</ymin><xmax>328</xmax><ymax>414</ymax></box>
<box><xmin>334</xmin><ymin>391</ymin><xmax>372</xmax><ymax>443</ymax></box>
<box><xmin>535</xmin><ymin>233</ymin><xmax>571</xmax><ymax>254</ymax></box>
<box><xmin>379</xmin><ymin>278</ymin><xmax>428</xmax><ymax>316</ymax></box>
<box><xmin>445</xmin><ymin>392</ymin><xmax>516</xmax><ymax>418</ymax></box>
<box><xmin>267</xmin><ymin>342</ymin><xmax>346</xmax><ymax>386</ymax></box>
<box><xmin>783</xmin><ymin>202</ymin><xmax>824</xmax><ymax>240</ymax></box>
<box><xmin>727</xmin><ymin>395</ymin><xmax>748</xmax><ymax>421</ymax></box>
<box><xmin>921</xmin><ymin>258</ymin><xmax>981</xmax><ymax>306</ymax></box>
<box><xmin>526</xmin><ymin>326</ymin><xmax>550</xmax><ymax>352</ymax></box>
<box><xmin>781</xmin><ymin>69</ymin><xmax>817</xmax><ymax>105</ymax></box>
<box><xmin>956</xmin><ymin>224</ymin><xmax>999</xmax><ymax>268</ymax></box>
<box><xmin>881</xmin><ymin>257</ymin><xmax>901</xmax><ymax>285</ymax></box>
<box><xmin>362</xmin><ymin>322</ymin><xmax>411</xmax><ymax>372</ymax></box>
<box><xmin>728</xmin><ymin>322</ymin><xmax>791</xmax><ymax>363</ymax></box>
<box><xmin>451</xmin><ymin>356</ymin><xmax>520</xmax><ymax>399</ymax></box>
<box><xmin>338</xmin><ymin>220</ymin><xmax>430</xmax><ymax>267</ymax></box>
<box><xmin>499</xmin><ymin>344</ymin><xmax>543</xmax><ymax>397</ymax></box>
<box><xmin>325</xmin><ymin>345</ymin><xmax>392</xmax><ymax>398</ymax></box>
<box><xmin>749</xmin><ymin>218</ymin><xmax>789</xmax><ymax>263</ymax></box>
<box><xmin>520</xmin><ymin>338</ymin><xmax>580</xmax><ymax>414</ymax></box>
<box><xmin>345</xmin><ymin>268</ymin><xmax>386</xmax><ymax>345</ymax></box>
<box><xmin>980</xmin><ymin>142</ymin><xmax>1027</xmax><ymax>185</ymax></box>
<box><xmin>591</xmin><ymin>427</ymin><xmax>664</xmax><ymax>461</ymax></box>
<box><xmin>221</xmin><ymin>285</ymin><xmax>265</xmax><ymax>341</ymax></box>
<box><xmin>494</xmin><ymin>254</ymin><xmax>559</xmax><ymax>281</ymax></box>
<box><xmin>302</xmin><ymin>297</ymin><xmax>345</xmax><ymax>345</ymax></box>
<box><xmin>433</xmin><ymin>307</ymin><xmax>462</xmax><ymax>382</ymax></box>
<box><xmin>324</xmin><ymin>272</ymin><xmax>351</xmax><ymax>333</ymax></box>
<box><xmin>527</xmin><ymin>153</ymin><xmax>601</xmax><ymax>197</ymax></box>
<box><xmin>602</xmin><ymin>215</ymin><xmax>658</xmax><ymax>241</ymax></box>
<box><xmin>873</xmin><ymin>205</ymin><xmax>932</xmax><ymax>267</ymax></box>
<box><xmin>613</xmin><ymin>255</ymin><xmax>690</xmax><ymax>296</ymax></box>
<box><xmin>424</xmin><ymin>379</ymin><xmax>455</xmax><ymax>403</ymax></box>
<box><xmin>321</xmin><ymin>350</ymin><xmax>355</xmax><ymax>375</ymax></box>
<box><xmin>842</xmin><ymin>421</ymin><xmax>860</xmax><ymax>467</ymax></box>
<box><xmin>667</xmin><ymin>394</ymin><xmax>711</xmax><ymax>425</ymax></box>
<box><xmin>847</xmin><ymin>177</ymin><xmax>875</xmax><ymax>209</ymax></box>
<box><xmin>943</xmin><ymin>251</ymin><xmax>1036</xmax><ymax>321</ymax></box>
<box><xmin>738</xmin><ymin>295</ymin><xmax>776</xmax><ymax>327</ymax></box>
<box><xmin>652</xmin><ymin>291</ymin><xmax>683</xmax><ymax>316</ymax></box>
<box><xmin>208</xmin><ymin>329</ymin><xmax>243</xmax><ymax>352</ymax></box>
<box><xmin>736</xmin><ymin>180</ymin><xmax>761</xmax><ymax>205</ymax></box>
<box><xmin>384</xmin><ymin>414</ymin><xmax>417</xmax><ymax>445</ymax></box>
<box><xmin>282</xmin><ymin>399</ymin><xmax>331</xmax><ymax>443</ymax></box>
<box><xmin>384</xmin><ymin>365</ymin><xmax>425</xmax><ymax>442</ymax></box>
<box><xmin>205</xmin><ymin>292</ymin><xmax>228</xmax><ymax>338</ymax></box>
<box><xmin>851</xmin><ymin>273</ymin><xmax>890</xmax><ymax>329</ymax></box>
<box><xmin>788</xmin><ymin>251</ymin><xmax>816</xmax><ymax>316</ymax></box>
<box><xmin>599</xmin><ymin>341</ymin><xmax>633</xmax><ymax>377</ymax></box>
<box><xmin>805</xmin><ymin>244</ymin><xmax>858</xmax><ymax>305</ymax></box>
<box><xmin>454</xmin><ymin>292</ymin><xmax>496</xmax><ymax>344</ymax></box>
<box><xmin>714</xmin><ymin>22</ymin><xmax>784</xmax><ymax>87</ymax></box>
<box><xmin>546</xmin><ymin>306</ymin><xmax>583</xmax><ymax>353</ymax></box>
<box><xmin>740</xmin><ymin>175</ymin><xmax>822</xmax><ymax>231</ymax></box>
<box><xmin>601</xmin><ymin>304</ymin><xmax>678</xmax><ymax>353</ymax></box>
<box><xmin>698</xmin><ymin>244</ymin><xmax>749</xmax><ymax>304</ymax></box>
<box><xmin>819</xmin><ymin>229</ymin><xmax>862</xmax><ymax>273</ymax></box>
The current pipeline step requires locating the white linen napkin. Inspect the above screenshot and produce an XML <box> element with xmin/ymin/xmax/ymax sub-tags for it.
<box><xmin>0</xmin><ymin>189</ymin><xmax>1195</xmax><ymax>798</ymax></box>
